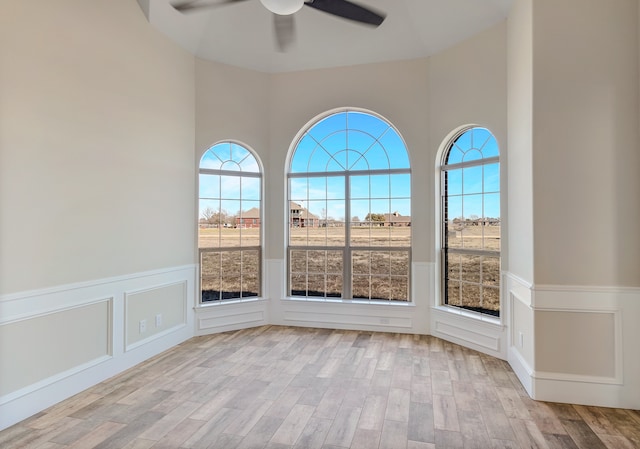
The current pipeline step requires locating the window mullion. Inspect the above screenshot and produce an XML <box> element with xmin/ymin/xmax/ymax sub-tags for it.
<box><xmin>344</xmin><ymin>173</ymin><xmax>351</xmax><ymax>299</ymax></box>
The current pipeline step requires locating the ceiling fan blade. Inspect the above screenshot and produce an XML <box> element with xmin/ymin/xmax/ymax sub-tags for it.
<box><xmin>273</xmin><ymin>13</ymin><xmax>296</xmax><ymax>52</ymax></box>
<box><xmin>304</xmin><ymin>0</ymin><xmax>385</xmax><ymax>27</ymax></box>
<box><xmin>171</xmin><ymin>0</ymin><xmax>249</xmax><ymax>13</ymax></box>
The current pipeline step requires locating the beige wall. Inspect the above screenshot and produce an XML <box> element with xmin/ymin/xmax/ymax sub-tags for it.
<box><xmin>532</xmin><ymin>0</ymin><xmax>640</xmax><ymax>287</ymax></box>
<box><xmin>506</xmin><ymin>0</ymin><xmax>534</xmax><ymax>285</ymax></box>
<box><xmin>0</xmin><ymin>0</ymin><xmax>196</xmax><ymax>294</ymax></box>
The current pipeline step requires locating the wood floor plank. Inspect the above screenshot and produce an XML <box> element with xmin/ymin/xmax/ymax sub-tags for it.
<box><xmin>385</xmin><ymin>387</ymin><xmax>411</xmax><ymax>422</ymax></box>
<box><xmin>292</xmin><ymin>417</ymin><xmax>332</xmax><ymax>449</ymax></box>
<box><xmin>270</xmin><ymin>404</ymin><xmax>315</xmax><ymax>445</ymax></box>
<box><xmin>1</xmin><ymin>326</ymin><xmax>638</xmax><ymax>449</ymax></box>
<box><xmin>433</xmin><ymin>394</ymin><xmax>459</xmax><ymax>432</ymax></box>
<box><xmin>379</xmin><ymin>420</ymin><xmax>409</xmax><ymax>449</ymax></box>
<box><xmin>323</xmin><ymin>405</ymin><xmax>362</xmax><ymax>447</ymax></box>
<box><xmin>358</xmin><ymin>395</ymin><xmax>387</xmax><ymax>432</ymax></box>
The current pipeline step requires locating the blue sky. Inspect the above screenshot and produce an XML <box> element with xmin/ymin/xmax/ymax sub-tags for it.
<box><xmin>199</xmin><ymin>116</ymin><xmax>500</xmax><ymax>222</ymax></box>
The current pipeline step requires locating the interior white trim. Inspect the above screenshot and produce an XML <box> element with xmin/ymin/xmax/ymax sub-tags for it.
<box><xmin>0</xmin><ymin>265</ymin><xmax>196</xmax><ymax>432</ymax></box>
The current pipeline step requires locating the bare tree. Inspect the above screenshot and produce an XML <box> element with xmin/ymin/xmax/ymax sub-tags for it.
<box><xmin>201</xmin><ymin>207</ymin><xmax>229</xmax><ymax>226</ymax></box>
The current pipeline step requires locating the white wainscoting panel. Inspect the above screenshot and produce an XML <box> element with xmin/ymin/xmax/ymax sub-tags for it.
<box><xmin>430</xmin><ymin>306</ymin><xmax>506</xmax><ymax>359</ymax></box>
<box><xmin>195</xmin><ymin>299</ymin><xmax>269</xmax><ymax>335</ymax></box>
<box><xmin>0</xmin><ymin>265</ymin><xmax>196</xmax><ymax>431</ymax></box>
<box><xmin>529</xmin><ymin>284</ymin><xmax>639</xmax><ymax>409</ymax></box>
<box><xmin>504</xmin><ymin>272</ymin><xmax>534</xmax><ymax>397</ymax></box>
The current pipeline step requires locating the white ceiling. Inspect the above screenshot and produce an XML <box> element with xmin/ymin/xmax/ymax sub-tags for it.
<box><xmin>137</xmin><ymin>0</ymin><xmax>513</xmax><ymax>73</ymax></box>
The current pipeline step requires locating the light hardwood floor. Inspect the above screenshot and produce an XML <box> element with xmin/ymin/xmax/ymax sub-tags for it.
<box><xmin>1</xmin><ymin>325</ymin><xmax>639</xmax><ymax>449</ymax></box>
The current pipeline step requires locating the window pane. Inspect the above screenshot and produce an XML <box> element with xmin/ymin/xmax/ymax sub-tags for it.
<box><xmin>242</xmin><ymin>274</ymin><xmax>259</xmax><ymax>297</ymax></box>
<box><xmin>290</xmin><ymin>250</ymin><xmax>307</xmax><ymax>272</ymax></box>
<box><xmin>447</xmin><ymin>281</ymin><xmax>461</xmax><ymax>306</ymax></box>
<box><xmin>370</xmin><ymin>174</ymin><xmax>390</xmax><ymax>198</ymax></box>
<box><xmin>289</xmin><ymin>225</ymin><xmax>308</xmax><ymax>246</ymax></box>
<box><xmin>290</xmin><ymin>273</ymin><xmax>306</xmax><ymax>296</ymax></box>
<box><xmin>307</xmin><ymin>250</ymin><xmax>326</xmax><ymax>273</ymax></box>
<box><xmin>201</xmin><ymin>276</ymin><xmax>221</xmax><ymax>302</ymax></box>
<box><xmin>242</xmin><ymin>250</ymin><xmax>260</xmax><ymax>277</ymax></box>
<box><xmin>445</xmin><ymin>170</ymin><xmax>462</xmax><ymax>196</ymax></box>
<box><xmin>352</xmin><ymin>275</ymin><xmax>370</xmax><ymax>299</ymax></box>
<box><xmin>483</xmin><ymin>163</ymin><xmax>500</xmax><ymax>193</ymax></box>
<box><xmin>352</xmin><ymin>251</ymin><xmax>370</xmax><ymax>275</ymax></box>
<box><xmin>307</xmin><ymin>274</ymin><xmax>325</xmax><ymax>297</ymax></box>
<box><xmin>446</xmin><ymin>148</ymin><xmax>464</xmax><ymax>164</ymax></box>
<box><xmin>326</xmin><ymin>275</ymin><xmax>342</xmax><ymax>298</ymax></box>
<box><xmin>461</xmin><ymin>283</ymin><xmax>481</xmax><ymax>310</ymax></box>
<box><xmin>370</xmin><ymin>251</ymin><xmax>390</xmax><ymax>275</ymax></box>
<box><xmin>327</xmin><ymin>250</ymin><xmax>343</xmax><ymax>273</ymax></box>
<box><xmin>221</xmin><ymin>251</ymin><xmax>242</xmax><ymax>277</ymax></box>
<box><xmin>390</xmin><ymin>276</ymin><xmax>409</xmax><ymax>301</ymax></box>
<box><xmin>482</xmin><ymin>256</ymin><xmax>500</xmax><ymax>286</ymax></box>
<box><xmin>241</xmin><ymin>177</ymin><xmax>261</xmax><ymax>201</ymax></box>
<box><xmin>348</xmin><ymin>111</ymin><xmax>389</xmax><ymax>137</ymax></box>
<box><xmin>390</xmin><ymin>251</ymin><xmax>409</xmax><ymax>276</ymax></box>
<box><xmin>461</xmin><ymin>225</ymin><xmax>483</xmax><ymax>250</ymax></box>
<box><xmin>200</xmin><ymin>150</ymin><xmax>223</xmax><ymax>170</ymax></box>
<box><xmin>483</xmin><ymin>287</ymin><xmax>500</xmax><ymax>313</ymax></box>
<box><xmin>462</xmin><ymin>194</ymin><xmax>482</xmax><ymax>222</ymax></box>
<box><xmin>462</xmin><ymin>149</ymin><xmax>482</xmax><ymax>162</ymax></box>
<box><xmin>201</xmin><ymin>251</ymin><xmax>221</xmax><ymax>277</ymax></box>
<box><xmin>290</xmin><ymin>179</ymin><xmax>308</xmax><ymax>202</ymax></box>
<box><xmin>350</xmin><ymin>222</ymin><xmax>370</xmax><ymax>246</ymax></box>
<box><xmin>222</xmin><ymin>277</ymin><xmax>241</xmax><ymax>300</ymax></box>
<box><xmin>447</xmin><ymin>253</ymin><xmax>461</xmax><ymax>281</ymax></box>
<box><xmin>371</xmin><ymin>276</ymin><xmax>391</xmax><ymax>300</ymax></box>
<box><xmin>463</xmin><ymin>166</ymin><xmax>483</xmax><ymax>194</ymax></box>
<box><xmin>351</xmin><ymin>175</ymin><xmax>370</xmax><ymax>199</ymax></box>
<box><xmin>220</xmin><ymin>175</ymin><xmax>241</xmax><ymax>199</ymax></box>
<box><xmin>460</xmin><ymin>255</ymin><xmax>481</xmax><ymax>283</ymax></box>
<box><xmin>484</xmin><ymin>193</ymin><xmax>500</xmax><ymax>222</ymax></box>
<box><xmin>379</xmin><ymin>131</ymin><xmax>410</xmax><ymax>169</ymax></box>
<box><xmin>362</xmin><ymin>143</ymin><xmax>390</xmax><ymax>170</ymax></box>
<box><xmin>309</xmin><ymin>148</ymin><xmax>335</xmax><ymax>172</ymax></box>
<box><xmin>483</xmin><ymin>222</ymin><xmax>501</xmax><ymax>252</ymax></box>
<box><xmin>199</xmin><ymin>174</ymin><xmax>220</xmax><ymax>198</ymax></box>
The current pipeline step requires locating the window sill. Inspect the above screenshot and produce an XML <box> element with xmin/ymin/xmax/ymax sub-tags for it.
<box><xmin>195</xmin><ymin>297</ymin><xmax>267</xmax><ymax>309</ymax></box>
<box><xmin>432</xmin><ymin>304</ymin><xmax>503</xmax><ymax>327</ymax></box>
<box><xmin>283</xmin><ymin>297</ymin><xmax>415</xmax><ymax>307</ymax></box>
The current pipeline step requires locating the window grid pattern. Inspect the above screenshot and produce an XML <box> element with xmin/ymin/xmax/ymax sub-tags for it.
<box><xmin>441</xmin><ymin>127</ymin><xmax>500</xmax><ymax>316</ymax></box>
<box><xmin>199</xmin><ymin>142</ymin><xmax>261</xmax><ymax>303</ymax></box>
<box><xmin>288</xmin><ymin>110</ymin><xmax>411</xmax><ymax>302</ymax></box>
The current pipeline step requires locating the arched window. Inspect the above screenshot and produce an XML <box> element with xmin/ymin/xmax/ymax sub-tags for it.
<box><xmin>440</xmin><ymin>127</ymin><xmax>500</xmax><ymax>316</ymax></box>
<box><xmin>287</xmin><ymin>109</ymin><xmax>411</xmax><ymax>301</ymax></box>
<box><xmin>198</xmin><ymin>142</ymin><xmax>262</xmax><ymax>302</ymax></box>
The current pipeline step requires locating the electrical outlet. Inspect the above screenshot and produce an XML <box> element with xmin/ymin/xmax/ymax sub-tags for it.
<box><xmin>139</xmin><ymin>319</ymin><xmax>147</xmax><ymax>334</ymax></box>
<box><xmin>518</xmin><ymin>331</ymin><xmax>524</xmax><ymax>348</ymax></box>
<box><xmin>155</xmin><ymin>313</ymin><xmax>162</xmax><ymax>327</ymax></box>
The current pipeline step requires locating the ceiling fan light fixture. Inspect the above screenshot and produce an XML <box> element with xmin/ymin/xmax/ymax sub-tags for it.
<box><xmin>259</xmin><ymin>0</ymin><xmax>304</xmax><ymax>15</ymax></box>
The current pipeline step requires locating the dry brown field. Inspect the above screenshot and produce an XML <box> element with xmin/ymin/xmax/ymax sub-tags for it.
<box><xmin>198</xmin><ymin>225</ymin><xmax>500</xmax><ymax>313</ymax></box>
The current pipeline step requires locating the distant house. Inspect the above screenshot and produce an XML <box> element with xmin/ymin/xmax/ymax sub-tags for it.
<box><xmin>383</xmin><ymin>211</ymin><xmax>411</xmax><ymax>227</ymax></box>
<box><xmin>235</xmin><ymin>207</ymin><xmax>261</xmax><ymax>228</ymax></box>
<box><xmin>290</xmin><ymin>201</ymin><xmax>319</xmax><ymax>227</ymax></box>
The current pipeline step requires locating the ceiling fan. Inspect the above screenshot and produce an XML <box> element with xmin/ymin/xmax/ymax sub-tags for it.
<box><xmin>171</xmin><ymin>0</ymin><xmax>386</xmax><ymax>52</ymax></box>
